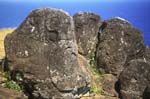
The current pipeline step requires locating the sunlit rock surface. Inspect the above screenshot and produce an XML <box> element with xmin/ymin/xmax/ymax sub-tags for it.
<box><xmin>4</xmin><ymin>8</ymin><xmax>91</xmax><ymax>99</ymax></box>
<box><xmin>73</xmin><ymin>12</ymin><xmax>101</xmax><ymax>58</ymax></box>
<box><xmin>2</xmin><ymin>8</ymin><xmax>150</xmax><ymax>99</ymax></box>
<box><xmin>119</xmin><ymin>59</ymin><xmax>150</xmax><ymax>99</ymax></box>
<box><xmin>96</xmin><ymin>18</ymin><xmax>145</xmax><ymax>75</ymax></box>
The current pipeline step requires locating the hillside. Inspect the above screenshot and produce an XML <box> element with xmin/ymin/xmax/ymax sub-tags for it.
<box><xmin>0</xmin><ymin>28</ymin><xmax>15</xmax><ymax>59</ymax></box>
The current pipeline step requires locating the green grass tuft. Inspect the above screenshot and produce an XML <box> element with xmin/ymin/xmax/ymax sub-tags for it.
<box><xmin>90</xmin><ymin>82</ymin><xmax>103</xmax><ymax>95</ymax></box>
<box><xmin>88</xmin><ymin>49</ymin><xmax>103</xmax><ymax>95</ymax></box>
<box><xmin>2</xmin><ymin>80</ymin><xmax>22</xmax><ymax>91</ymax></box>
<box><xmin>89</xmin><ymin>49</ymin><xmax>101</xmax><ymax>76</ymax></box>
<box><xmin>1</xmin><ymin>72</ymin><xmax>23</xmax><ymax>92</ymax></box>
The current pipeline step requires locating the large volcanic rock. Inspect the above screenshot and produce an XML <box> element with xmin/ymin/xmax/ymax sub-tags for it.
<box><xmin>96</xmin><ymin>17</ymin><xmax>145</xmax><ymax>75</ymax></box>
<box><xmin>99</xmin><ymin>74</ymin><xmax>118</xmax><ymax>97</ymax></box>
<box><xmin>145</xmin><ymin>47</ymin><xmax>150</xmax><ymax>62</ymax></box>
<box><xmin>4</xmin><ymin>8</ymin><xmax>90</xmax><ymax>99</ymax></box>
<box><xmin>143</xmin><ymin>86</ymin><xmax>150</xmax><ymax>99</ymax></box>
<box><xmin>119</xmin><ymin>59</ymin><xmax>150</xmax><ymax>99</ymax></box>
<box><xmin>73</xmin><ymin>12</ymin><xmax>100</xmax><ymax>58</ymax></box>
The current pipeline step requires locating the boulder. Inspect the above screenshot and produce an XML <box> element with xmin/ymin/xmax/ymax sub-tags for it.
<box><xmin>4</xmin><ymin>8</ymin><xmax>90</xmax><ymax>99</ymax></box>
<box><xmin>0</xmin><ymin>58</ymin><xmax>4</xmax><ymax>71</ymax></box>
<box><xmin>73</xmin><ymin>12</ymin><xmax>101</xmax><ymax>58</ymax></box>
<box><xmin>145</xmin><ymin>47</ymin><xmax>150</xmax><ymax>62</ymax></box>
<box><xmin>96</xmin><ymin>17</ymin><xmax>145</xmax><ymax>75</ymax></box>
<box><xmin>99</xmin><ymin>74</ymin><xmax>118</xmax><ymax>97</ymax></box>
<box><xmin>143</xmin><ymin>86</ymin><xmax>150</xmax><ymax>99</ymax></box>
<box><xmin>119</xmin><ymin>59</ymin><xmax>150</xmax><ymax>99</ymax></box>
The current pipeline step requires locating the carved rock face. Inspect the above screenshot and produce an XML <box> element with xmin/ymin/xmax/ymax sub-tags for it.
<box><xmin>96</xmin><ymin>18</ymin><xmax>145</xmax><ymax>75</ymax></box>
<box><xmin>4</xmin><ymin>8</ymin><xmax>90</xmax><ymax>98</ymax></box>
<box><xmin>73</xmin><ymin>12</ymin><xmax>101</xmax><ymax>58</ymax></box>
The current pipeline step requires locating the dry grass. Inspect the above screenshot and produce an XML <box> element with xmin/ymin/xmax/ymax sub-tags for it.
<box><xmin>0</xmin><ymin>28</ymin><xmax>15</xmax><ymax>59</ymax></box>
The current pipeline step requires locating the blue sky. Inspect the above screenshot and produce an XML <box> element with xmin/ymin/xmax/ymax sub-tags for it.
<box><xmin>0</xmin><ymin>0</ymin><xmax>149</xmax><ymax>2</ymax></box>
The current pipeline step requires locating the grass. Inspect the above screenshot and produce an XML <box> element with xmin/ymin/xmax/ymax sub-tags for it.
<box><xmin>88</xmin><ymin>50</ymin><xmax>103</xmax><ymax>95</ymax></box>
<box><xmin>0</xmin><ymin>71</ymin><xmax>23</xmax><ymax>92</ymax></box>
<box><xmin>89</xmin><ymin>50</ymin><xmax>101</xmax><ymax>77</ymax></box>
<box><xmin>2</xmin><ymin>80</ymin><xmax>22</xmax><ymax>91</ymax></box>
<box><xmin>90</xmin><ymin>81</ymin><xmax>103</xmax><ymax>95</ymax></box>
<box><xmin>0</xmin><ymin>28</ymin><xmax>15</xmax><ymax>59</ymax></box>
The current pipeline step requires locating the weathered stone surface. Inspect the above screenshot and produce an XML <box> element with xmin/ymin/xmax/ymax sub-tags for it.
<box><xmin>96</xmin><ymin>17</ymin><xmax>145</xmax><ymax>75</ymax></box>
<box><xmin>120</xmin><ymin>90</ymin><xmax>141</xmax><ymax>99</ymax></box>
<box><xmin>3</xmin><ymin>7</ymin><xmax>149</xmax><ymax>99</ymax></box>
<box><xmin>145</xmin><ymin>47</ymin><xmax>150</xmax><ymax>62</ymax></box>
<box><xmin>143</xmin><ymin>86</ymin><xmax>150</xmax><ymax>99</ymax></box>
<box><xmin>0</xmin><ymin>87</ymin><xmax>26</xmax><ymax>99</ymax></box>
<box><xmin>119</xmin><ymin>59</ymin><xmax>150</xmax><ymax>99</ymax></box>
<box><xmin>73</xmin><ymin>12</ymin><xmax>100</xmax><ymax>58</ymax></box>
<box><xmin>78</xmin><ymin>54</ymin><xmax>91</xmax><ymax>78</ymax></box>
<box><xmin>99</xmin><ymin>74</ymin><xmax>118</xmax><ymax>97</ymax></box>
<box><xmin>0</xmin><ymin>58</ymin><xmax>4</xmax><ymax>71</ymax></box>
<box><xmin>4</xmin><ymin>8</ymin><xmax>90</xmax><ymax>98</ymax></box>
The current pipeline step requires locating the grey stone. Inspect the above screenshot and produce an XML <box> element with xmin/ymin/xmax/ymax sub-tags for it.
<box><xmin>119</xmin><ymin>59</ymin><xmax>150</xmax><ymax>99</ymax></box>
<box><xmin>145</xmin><ymin>47</ymin><xmax>150</xmax><ymax>62</ymax></box>
<box><xmin>73</xmin><ymin>12</ymin><xmax>101</xmax><ymax>58</ymax></box>
<box><xmin>96</xmin><ymin>17</ymin><xmax>145</xmax><ymax>75</ymax></box>
<box><xmin>4</xmin><ymin>8</ymin><xmax>90</xmax><ymax>99</ymax></box>
<box><xmin>99</xmin><ymin>74</ymin><xmax>118</xmax><ymax>97</ymax></box>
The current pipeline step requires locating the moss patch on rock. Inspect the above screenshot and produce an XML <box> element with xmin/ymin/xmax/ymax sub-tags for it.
<box><xmin>89</xmin><ymin>50</ymin><xmax>101</xmax><ymax>76</ymax></box>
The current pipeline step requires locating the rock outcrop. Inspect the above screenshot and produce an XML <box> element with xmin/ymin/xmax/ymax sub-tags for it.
<box><xmin>143</xmin><ymin>86</ymin><xmax>150</xmax><ymax>99</ymax></box>
<box><xmin>119</xmin><ymin>59</ymin><xmax>150</xmax><ymax>99</ymax></box>
<box><xmin>95</xmin><ymin>17</ymin><xmax>148</xmax><ymax>99</ymax></box>
<box><xmin>2</xmin><ymin>7</ymin><xmax>150</xmax><ymax>99</ymax></box>
<box><xmin>96</xmin><ymin>17</ymin><xmax>145</xmax><ymax>75</ymax></box>
<box><xmin>4</xmin><ymin>8</ymin><xmax>90</xmax><ymax>99</ymax></box>
<box><xmin>73</xmin><ymin>12</ymin><xmax>100</xmax><ymax>58</ymax></box>
<box><xmin>145</xmin><ymin>47</ymin><xmax>150</xmax><ymax>62</ymax></box>
<box><xmin>99</xmin><ymin>74</ymin><xmax>118</xmax><ymax>97</ymax></box>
